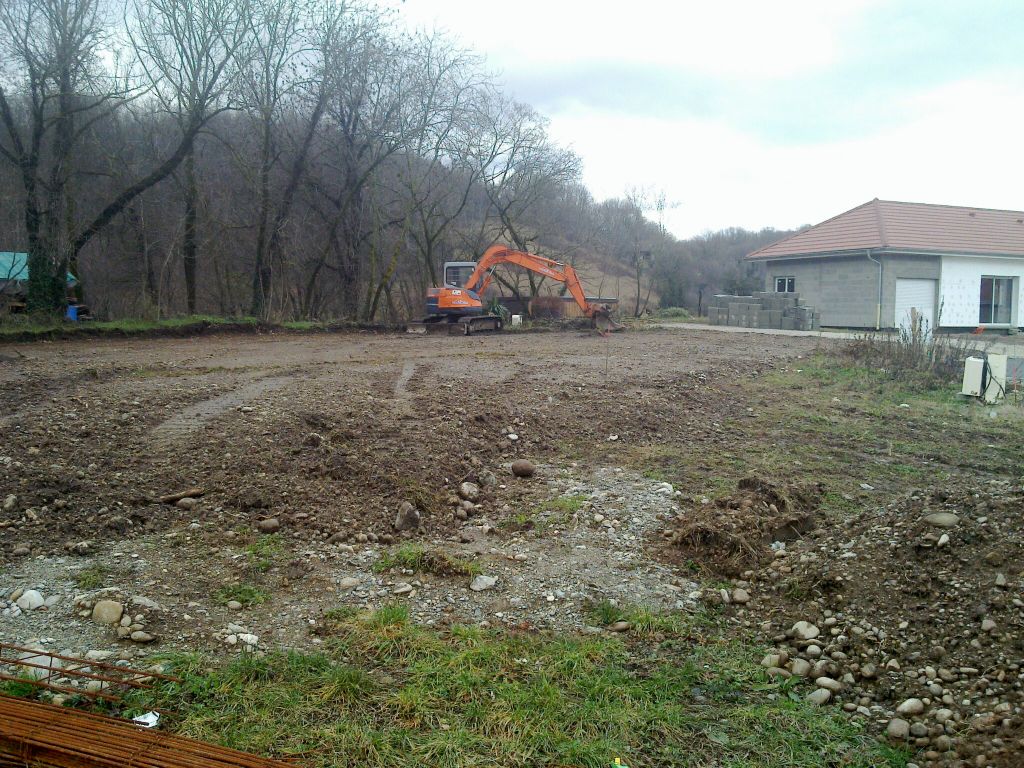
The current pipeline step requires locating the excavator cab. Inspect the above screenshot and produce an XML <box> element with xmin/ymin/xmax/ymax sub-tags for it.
<box><xmin>443</xmin><ymin>262</ymin><xmax>478</xmax><ymax>289</ymax></box>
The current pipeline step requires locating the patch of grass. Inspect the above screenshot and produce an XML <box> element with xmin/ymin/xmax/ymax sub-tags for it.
<box><xmin>539</xmin><ymin>493</ymin><xmax>588</xmax><ymax>515</ymax></box>
<box><xmin>214</xmin><ymin>584</ymin><xmax>270</xmax><ymax>607</ymax></box>
<box><xmin>372</xmin><ymin>544</ymin><xmax>480</xmax><ymax>577</ymax></box>
<box><xmin>0</xmin><ymin>676</ymin><xmax>39</xmax><ymax>698</ymax></box>
<box><xmin>72</xmin><ymin>564</ymin><xmax>111</xmax><ymax>589</ymax></box>
<box><xmin>142</xmin><ymin>607</ymin><xmax>895</xmax><ymax>768</ymax></box>
<box><xmin>585</xmin><ymin>600</ymin><xmax>693</xmax><ymax>637</ymax></box>
<box><xmin>0</xmin><ymin>314</ymin><xmax>258</xmax><ymax>337</ymax></box>
<box><xmin>245</xmin><ymin>534</ymin><xmax>285</xmax><ymax>573</ymax></box>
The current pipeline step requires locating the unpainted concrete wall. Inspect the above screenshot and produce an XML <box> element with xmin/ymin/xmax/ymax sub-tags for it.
<box><xmin>763</xmin><ymin>253</ymin><xmax>940</xmax><ymax>328</ymax></box>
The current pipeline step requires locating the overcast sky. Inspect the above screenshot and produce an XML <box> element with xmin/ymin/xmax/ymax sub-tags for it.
<box><xmin>384</xmin><ymin>0</ymin><xmax>1024</xmax><ymax>238</ymax></box>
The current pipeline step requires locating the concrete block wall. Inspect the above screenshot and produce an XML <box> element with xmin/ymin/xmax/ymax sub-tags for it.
<box><xmin>761</xmin><ymin>253</ymin><xmax>941</xmax><ymax>329</ymax></box>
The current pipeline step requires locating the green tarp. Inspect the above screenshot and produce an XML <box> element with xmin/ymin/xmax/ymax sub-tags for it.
<box><xmin>0</xmin><ymin>252</ymin><xmax>77</xmax><ymax>285</ymax></box>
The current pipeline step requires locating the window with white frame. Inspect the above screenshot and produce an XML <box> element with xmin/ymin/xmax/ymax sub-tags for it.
<box><xmin>774</xmin><ymin>276</ymin><xmax>795</xmax><ymax>293</ymax></box>
<box><xmin>979</xmin><ymin>276</ymin><xmax>1013</xmax><ymax>324</ymax></box>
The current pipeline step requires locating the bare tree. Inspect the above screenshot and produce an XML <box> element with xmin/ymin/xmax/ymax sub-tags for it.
<box><xmin>130</xmin><ymin>0</ymin><xmax>249</xmax><ymax>313</ymax></box>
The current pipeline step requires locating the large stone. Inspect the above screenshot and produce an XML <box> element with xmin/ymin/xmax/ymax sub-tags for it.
<box><xmin>923</xmin><ymin>512</ymin><xmax>959</xmax><ymax>529</ymax></box>
<box><xmin>792</xmin><ymin>621</ymin><xmax>820</xmax><ymax>640</ymax></box>
<box><xmin>17</xmin><ymin>647</ymin><xmax>61</xmax><ymax>680</ymax></box>
<box><xmin>394</xmin><ymin>502</ymin><xmax>421</xmax><ymax>531</ymax></box>
<box><xmin>806</xmin><ymin>688</ymin><xmax>831</xmax><ymax>705</ymax></box>
<box><xmin>815</xmin><ymin>676</ymin><xmax>842</xmax><ymax>693</ymax></box>
<box><xmin>510</xmin><ymin>460</ymin><xmax>536</xmax><ymax>478</ymax></box>
<box><xmin>886</xmin><ymin>718</ymin><xmax>910</xmax><ymax>740</ymax></box>
<box><xmin>15</xmin><ymin>590</ymin><xmax>44</xmax><ymax>611</ymax></box>
<box><xmin>789</xmin><ymin>658</ymin><xmax>812</xmax><ymax>677</ymax></box>
<box><xmin>130</xmin><ymin>631</ymin><xmax>156</xmax><ymax>643</ymax></box>
<box><xmin>459</xmin><ymin>482</ymin><xmax>480</xmax><ymax>502</ymax></box>
<box><xmin>91</xmin><ymin>600</ymin><xmax>124</xmax><ymax>625</ymax></box>
<box><xmin>256</xmin><ymin>517</ymin><xmax>281</xmax><ymax>534</ymax></box>
<box><xmin>731</xmin><ymin>588</ymin><xmax>750</xmax><ymax>604</ymax></box>
<box><xmin>469</xmin><ymin>574</ymin><xmax>497</xmax><ymax>592</ymax></box>
<box><xmin>896</xmin><ymin>698</ymin><xmax>925</xmax><ymax>716</ymax></box>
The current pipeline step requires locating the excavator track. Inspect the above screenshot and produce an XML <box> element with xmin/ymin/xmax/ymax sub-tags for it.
<box><xmin>456</xmin><ymin>315</ymin><xmax>503</xmax><ymax>335</ymax></box>
<box><xmin>406</xmin><ymin>315</ymin><xmax>503</xmax><ymax>335</ymax></box>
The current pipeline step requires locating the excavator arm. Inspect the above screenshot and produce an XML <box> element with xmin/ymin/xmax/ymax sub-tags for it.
<box><xmin>464</xmin><ymin>245</ymin><xmax>599</xmax><ymax>317</ymax></box>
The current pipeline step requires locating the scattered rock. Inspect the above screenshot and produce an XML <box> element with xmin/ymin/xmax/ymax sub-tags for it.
<box><xmin>15</xmin><ymin>590</ymin><xmax>44</xmax><ymax>611</ymax></box>
<box><xmin>393</xmin><ymin>583</ymin><xmax>414</xmax><ymax>595</ymax></box>
<box><xmin>791</xmin><ymin>621</ymin><xmax>820</xmax><ymax>640</ymax></box>
<box><xmin>731</xmin><ymin>588</ymin><xmax>750</xmax><ymax>604</ymax></box>
<box><xmin>175</xmin><ymin>497</ymin><xmax>198</xmax><ymax>510</ymax></box>
<box><xmin>91</xmin><ymin>600</ymin><xmax>124</xmax><ymax>624</ymax></box>
<box><xmin>338</xmin><ymin>577</ymin><xmax>360</xmax><ymax>591</ymax></box>
<box><xmin>896</xmin><ymin>698</ymin><xmax>925</xmax><ymax>716</ymax></box>
<box><xmin>789</xmin><ymin>658</ymin><xmax>812</xmax><ymax>677</ymax></box>
<box><xmin>814</xmin><ymin>676</ymin><xmax>842</xmax><ymax>693</ymax></box>
<box><xmin>459</xmin><ymin>482</ymin><xmax>480</xmax><ymax>502</ymax></box>
<box><xmin>12</xmin><ymin>545</ymin><xmax>30</xmax><ymax>557</ymax></box>
<box><xmin>130</xmin><ymin>631</ymin><xmax>156</xmax><ymax>643</ymax></box>
<box><xmin>256</xmin><ymin>517</ymin><xmax>281</xmax><ymax>534</ymax></box>
<box><xmin>609</xmin><ymin>621</ymin><xmax>631</xmax><ymax>633</ymax></box>
<box><xmin>393</xmin><ymin>502</ymin><xmax>421</xmax><ymax>532</ymax></box>
<box><xmin>806</xmin><ymin>688</ymin><xmax>831</xmax><ymax>705</ymax></box>
<box><xmin>227</xmin><ymin>600</ymin><xmax>243</xmax><ymax>611</ymax></box>
<box><xmin>469</xmin><ymin>574</ymin><xmax>497</xmax><ymax>592</ymax></box>
<box><xmin>886</xmin><ymin>718</ymin><xmax>910</xmax><ymax>740</ymax></box>
<box><xmin>511</xmin><ymin>459</ymin><xmax>536</xmax><ymax>478</ymax></box>
<box><xmin>923</xmin><ymin>512</ymin><xmax>959</xmax><ymax>529</ymax></box>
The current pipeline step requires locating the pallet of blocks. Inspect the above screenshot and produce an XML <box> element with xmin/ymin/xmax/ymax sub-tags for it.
<box><xmin>707</xmin><ymin>293</ymin><xmax>819</xmax><ymax>331</ymax></box>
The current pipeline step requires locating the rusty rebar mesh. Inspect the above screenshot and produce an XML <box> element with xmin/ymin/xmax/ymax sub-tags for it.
<box><xmin>0</xmin><ymin>643</ymin><xmax>180</xmax><ymax>705</ymax></box>
<box><xmin>0</xmin><ymin>695</ymin><xmax>301</xmax><ymax>768</ymax></box>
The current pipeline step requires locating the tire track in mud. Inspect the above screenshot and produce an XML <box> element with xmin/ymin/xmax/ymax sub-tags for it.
<box><xmin>150</xmin><ymin>374</ymin><xmax>295</xmax><ymax>442</ymax></box>
<box><xmin>392</xmin><ymin>361</ymin><xmax>417</xmax><ymax>418</ymax></box>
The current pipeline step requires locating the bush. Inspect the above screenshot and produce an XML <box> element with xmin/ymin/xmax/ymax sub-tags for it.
<box><xmin>844</xmin><ymin>314</ymin><xmax>987</xmax><ymax>386</ymax></box>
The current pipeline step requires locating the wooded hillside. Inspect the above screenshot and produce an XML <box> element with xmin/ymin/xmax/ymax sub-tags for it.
<box><xmin>0</xmin><ymin>0</ymin><xmax>795</xmax><ymax>321</ymax></box>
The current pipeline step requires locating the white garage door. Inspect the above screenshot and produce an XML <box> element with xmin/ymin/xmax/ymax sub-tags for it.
<box><xmin>894</xmin><ymin>278</ymin><xmax>937</xmax><ymax>331</ymax></box>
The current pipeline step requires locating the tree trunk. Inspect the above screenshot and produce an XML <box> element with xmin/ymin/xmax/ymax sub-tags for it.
<box><xmin>250</xmin><ymin>117</ymin><xmax>274</xmax><ymax>317</ymax></box>
<box><xmin>182</xmin><ymin>146</ymin><xmax>198</xmax><ymax>315</ymax></box>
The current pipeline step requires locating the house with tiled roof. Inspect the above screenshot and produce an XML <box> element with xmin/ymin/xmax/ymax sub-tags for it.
<box><xmin>745</xmin><ymin>199</ymin><xmax>1024</xmax><ymax>330</ymax></box>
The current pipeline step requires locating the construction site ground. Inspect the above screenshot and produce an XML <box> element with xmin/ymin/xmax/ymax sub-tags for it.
<box><xmin>1</xmin><ymin>327</ymin><xmax>1023</xmax><ymax>768</ymax></box>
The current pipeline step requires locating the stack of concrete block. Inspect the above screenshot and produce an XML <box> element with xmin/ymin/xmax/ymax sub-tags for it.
<box><xmin>707</xmin><ymin>293</ymin><xmax>820</xmax><ymax>331</ymax></box>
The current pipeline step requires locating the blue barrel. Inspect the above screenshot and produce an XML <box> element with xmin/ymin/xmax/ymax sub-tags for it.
<box><xmin>65</xmin><ymin>305</ymin><xmax>79</xmax><ymax>321</ymax></box>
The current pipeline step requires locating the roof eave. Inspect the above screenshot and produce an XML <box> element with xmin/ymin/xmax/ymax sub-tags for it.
<box><xmin>747</xmin><ymin>246</ymin><xmax>1024</xmax><ymax>262</ymax></box>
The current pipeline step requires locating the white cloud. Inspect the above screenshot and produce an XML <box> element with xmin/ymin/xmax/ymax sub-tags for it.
<box><xmin>388</xmin><ymin>0</ymin><xmax>878</xmax><ymax>80</ymax></box>
<box><xmin>384</xmin><ymin>1</ymin><xmax>1024</xmax><ymax>238</ymax></box>
<box><xmin>550</xmin><ymin>76</ymin><xmax>1024</xmax><ymax>237</ymax></box>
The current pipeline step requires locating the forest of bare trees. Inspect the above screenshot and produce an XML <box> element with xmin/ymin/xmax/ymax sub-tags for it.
<box><xmin>0</xmin><ymin>0</ymin><xmax>792</xmax><ymax>321</ymax></box>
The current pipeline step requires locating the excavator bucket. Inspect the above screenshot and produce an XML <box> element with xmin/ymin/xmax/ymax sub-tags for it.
<box><xmin>593</xmin><ymin>308</ymin><xmax>625</xmax><ymax>334</ymax></box>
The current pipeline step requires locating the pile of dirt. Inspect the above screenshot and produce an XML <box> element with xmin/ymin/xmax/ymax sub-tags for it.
<box><xmin>740</xmin><ymin>483</ymin><xmax>1024</xmax><ymax>766</ymax></box>
<box><xmin>657</xmin><ymin>477</ymin><xmax>822</xmax><ymax>575</ymax></box>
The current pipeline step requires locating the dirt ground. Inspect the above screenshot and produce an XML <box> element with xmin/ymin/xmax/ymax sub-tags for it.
<box><xmin>0</xmin><ymin>327</ymin><xmax>819</xmax><ymax>643</ymax></box>
<box><xmin>2</xmin><ymin>327</ymin><xmax>1022</xmax><ymax>767</ymax></box>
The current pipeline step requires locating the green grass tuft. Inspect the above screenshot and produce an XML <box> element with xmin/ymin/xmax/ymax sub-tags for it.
<box><xmin>373</xmin><ymin>544</ymin><xmax>480</xmax><ymax>577</ymax></box>
<box><xmin>214</xmin><ymin>584</ymin><xmax>269</xmax><ymax>607</ymax></box>
<box><xmin>72</xmin><ymin>564</ymin><xmax>111</xmax><ymax>589</ymax></box>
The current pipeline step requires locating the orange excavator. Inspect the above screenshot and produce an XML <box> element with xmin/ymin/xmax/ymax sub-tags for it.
<box><xmin>408</xmin><ymin>245</ymin><xmax>623</xmax><ymax>335</ymax></box>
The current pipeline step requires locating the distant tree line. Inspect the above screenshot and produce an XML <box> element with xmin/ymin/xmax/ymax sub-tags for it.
<box><xmin>0</xmin><ymin>0</ymin><xmax>794</xmax><ymax>320</ymax></box>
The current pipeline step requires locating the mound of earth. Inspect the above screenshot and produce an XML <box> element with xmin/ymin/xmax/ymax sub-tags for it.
<box><xmin>740</xmin><ymin>483</ymin><xmax>1024</xmax><ymax>767</ymax></box>
<box><xmin>657</xmin><ymin>477</ymin><xmax>822</xmax><ymax>575</ymax></box>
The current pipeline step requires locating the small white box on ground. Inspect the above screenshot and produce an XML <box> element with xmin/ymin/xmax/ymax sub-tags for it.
<box><xmin>962</xmin><ymin>357</ymin><xmax>985</xmax><ymax>397</ymax></box>
<box><xmin>984</xmin><ymin>353</ymin><xmax>1007</xmax><ymax>404</ymax></box>
<box><xmin>511</xmin><ymin>314</ymin><xmax>523</xmax><ymax>326</ymax></box>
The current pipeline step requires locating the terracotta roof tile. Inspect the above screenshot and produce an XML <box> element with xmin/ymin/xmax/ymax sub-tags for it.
<box><xmin>747</xmin><ymin>199</ymin><xmax>1024</xmax><ymax>259</ymax></box>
